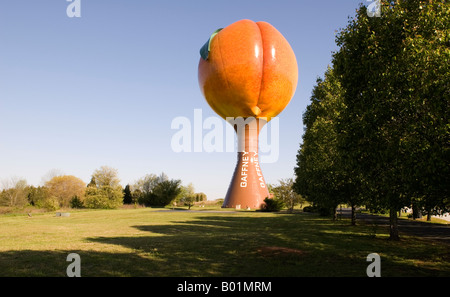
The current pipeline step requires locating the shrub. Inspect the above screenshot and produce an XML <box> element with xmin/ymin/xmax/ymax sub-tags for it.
<box><xmin>261</xmin><ymin>197</ymin><xmax>285</xmax><ymax>212</ymax></box>
<box><xmin>70</xmin><ymin>196</ymin><xmax>84</xmax><ymax>208</ymax></box>
<box><xmin>303</xmin><ymin>205</ymin><xmax>317</xmax><ymax>213</ymax></box>
<box><xmin>138</xmin><ymin>192</ymin><xmax>156</xmax><ymax>207</ymax></box>
<box><xmin>138</xmin><ymin>180</ymin><xmax>182</xmax><ymax>207</ymax></box>
<box><xmin>41</xmin><ymin>196</ymin><xmax>59</xmax><ymax>211</ymax></box>
<box><xmin>84</xmin><ymin>186</ymin><xmax>123</xmax><ymax>209</ymax></box>
<box><xmin>302</xmin><ymin>205</ymin><xmax>333</xmax><ymax>216</ymax></box>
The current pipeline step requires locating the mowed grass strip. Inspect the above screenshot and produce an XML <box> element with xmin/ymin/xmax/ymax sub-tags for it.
<box><xmin>0</xmin><ymin>207</ymin><xmax>448</xmax><ymax>276</ymax></box>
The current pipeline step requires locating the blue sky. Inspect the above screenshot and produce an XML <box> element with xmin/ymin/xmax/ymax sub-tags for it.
<box><xmin>0</xmin><ymin>0</ymin><xmax>366</xmax><ymax>199</ymax></box>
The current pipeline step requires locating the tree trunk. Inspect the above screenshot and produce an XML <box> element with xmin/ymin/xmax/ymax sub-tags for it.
<box><xmin>289</xmin><ymin>199</ymin><xmax>294</xmax><ymax>213</ymax></box>
<box><xmin>351</xmin><ymin>204</ymin><xmax>356</xmax><ymax>226</ymax></box>
<box><xmin>427</xmin><ymin>208</ymin><xmax>431</xmax><ymax>221</ymax></box>
<box><xmin>412</xmin><ymin>203</ymin><xmax>421</xmax><ymax>220</ymax></box>
<box><xmin>389</xmin><ymin>207</ymin><xmax>400</xmax><ymax>240</ymax></box>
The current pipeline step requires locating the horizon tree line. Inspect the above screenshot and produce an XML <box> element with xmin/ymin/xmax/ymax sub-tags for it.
<box><xmin>0</xmin><ymin>166</ymin><xmax>206</xmax><ymax>211</ymax></box>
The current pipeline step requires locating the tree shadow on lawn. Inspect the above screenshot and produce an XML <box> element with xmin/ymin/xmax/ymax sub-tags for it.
<box><xmin>0</xmin><ymin>249</ymin><xmax>154</xmax><ymax>277</ymax></box>
<box><xmin>1</xmin><ymin>214</ymin><xmax>448</xmax><ymax>276</ymax></box>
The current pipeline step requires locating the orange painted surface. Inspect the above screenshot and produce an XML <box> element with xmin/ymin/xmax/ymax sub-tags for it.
<box><xmin>222</xmin><ymin>118</ymin><xmax>270</xmax><ymax>209</ymax></box>
<box><xmin>198</xmin><ymin>20</ymin><xmax>298</xmax><ymax>209</ymax></box>
<box><xmin>198</xmin><ymin>19</ymin><xmax>298</xmax><ymax>121</ymax></box>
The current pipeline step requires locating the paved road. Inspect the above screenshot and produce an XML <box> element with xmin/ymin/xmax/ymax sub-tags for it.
<box><xmin>340</xmin><ymin>208</ymin><xmax>450</xmax><ymax>244</ymax></box>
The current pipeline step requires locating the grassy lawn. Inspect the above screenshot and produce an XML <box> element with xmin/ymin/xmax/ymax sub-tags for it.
<box><xmin>0</xmin><ymin>206</ymin><xmax>448</xmax><ymax>277</ymax></box>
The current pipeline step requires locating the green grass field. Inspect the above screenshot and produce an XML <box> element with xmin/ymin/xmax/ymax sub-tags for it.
<box><xmin>0</xmin><ymin>206</ymin><xmax>448</xmax><ymax>277</ymax></box>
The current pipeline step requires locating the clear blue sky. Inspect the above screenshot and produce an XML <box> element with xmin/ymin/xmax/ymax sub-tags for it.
<box><xmin>0</xmin><ymin>0</ymin><xmax>367</xmax><ymax>199</ymax></box>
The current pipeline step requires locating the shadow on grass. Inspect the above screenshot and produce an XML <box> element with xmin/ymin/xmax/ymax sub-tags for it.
<box><xmin>0</xmin><ymin>249</ymin><xmax>156</xmax><ymax>277</ymax></box>
<box><xmin>1</xmin><ymin>213</ymin><xmax>449</xmax><ymax>276</ymax></box>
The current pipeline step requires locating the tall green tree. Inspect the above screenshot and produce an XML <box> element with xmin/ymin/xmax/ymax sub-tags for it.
<box><xmin>123</xmin><ymin>184</ymin><xmax>132</xmax><ymax>205</ymax></box>
<box><xmin>332</xmin><ymin>0</ymin><xmax>449</xmax><ymax>239</ymax></box>
<box><xmin>151</xmin><ymin>179</ymin><xmax>182</xmax><ymax>207</ymax></box>
<box><xmin>399</xmin><ymin>0</ymin><xmax>450</xmax><ymax>220</ymax></box>
<box><xmin>294</xmin><ymin>67</ymin><xmax>355</xmax><ymax>220</ymax></box>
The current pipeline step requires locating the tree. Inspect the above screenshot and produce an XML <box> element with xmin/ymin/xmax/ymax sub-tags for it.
<box><xmin>40</xmin><ymin>169</ymin><xmax>64</xmax><ymax>185</ymax></box>
<box><xmin>0</xmin><ymin>177</ymin><xmax>28</xmax><ymax>207</ymax></box>
<box><xmin>294</xmin><ymin>67</ymin><xmax>355</xmax><ymax>220</ymax></box>
<box><xmin>84</xmin><ymin>185</ymin><xmax>123</xmax><ymax>209</ymax></box>
<box><xmin>132</xmin><ymin>173</ymin><xmax>182</xmax><ymax>207</ymax></box>
<box><xmin>70</xmin><ymin>195</ymin><xmax>84</xmax><ymax>209</ymax></box>
<box><xmin>45</xmin><ymin>175</ymin><xmax>86</xmax><ymax>208</ymax></box>
<box><xmin>27</xmin><ymin>186</ymin><xmax>52</xmax><ymax>209</ymax></box>
<box><xmin>182</xmin><ymin>195</ymin><xmax>195</xmax><ymax>209</ymax></box>
<box><xmin>133</xmin><ymin>173</ymin><xmax>163</xmax><ymax>206</ymax></box>
<box><xmin>151</xmin><ymin>179</ymin><xmax>182</xmax><ymax>207</ymax></box>
<box><xmin>84</xmin><ymin>166</ymin><xmax>123</xmax><ymax>209</ymax></box>
<box><xmin>332</xmin><ymin>0</ymin><xmax>449</xmax><ymax>239</ymax></box>
<box><xmin>91</xmin><ymin>166</ymin><xmax>121</xmax><ymax>188</ymax></box>
<box><xmin>132</xmin><ymin>174</ymin><xmax>160</xmax><ymax>205</ymax></box>
<box><xmin>195</xmin><ymin>192</ymin><xmax>207</xmax><ymax>202</ymax></box>
<box><xmin>398</xmin><ymin>0</ymin><xmax>449</xmax><ymax>221</ymax></box>
<box><xmin>272</xmin><ymin>178</ymin><xmax>304</xmax><ymax>213</ymax></box>
<box><xmin>87</xmin><ymin>177</ymin><xmax>96</xmax><ymax>188</ymax></box>
<box><xmin>177</xmin><ymin>183</ymin><xmax>196</xmax><ymax>209</ymax></box>
<box><xmin>123</xmin><ymin>184</ymin><xmax>132</xmax><ymax>204</ymax></box>
<box><xmin>131</xmin><ymin>189</ymin><xmax>142</xmax><ymax>205</ymax></box>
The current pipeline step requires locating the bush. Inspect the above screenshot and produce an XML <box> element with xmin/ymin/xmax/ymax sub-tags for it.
<box><xmin>41</xmin><ymin>196</ymin><xmax>59</xmax><ymax>211</ymax></box>
<box><xmin>70</xmin><ymin>196</ymin><xmax>84</xmax><ymax>208</ymax></box>
<box><xmin>138</xmin><ymin>180</ymin><xmax>182</xmax><ymax>207</ymax></box>
<box><xmin>261</xmin><ymin>197</ymin><xmax>284</xmax><ymax>212</ymax></box>
<box><xmin>302</xmin><ymin>205</ymin><xmax>333</xmax><ymax>216</ymax></box>
<box><xmin>84</xmin><ymin>186</ymin><xmax>123</xmax><ymax>209</ymax></box>
<box><xmin>303</xmin><ymin>205</ymin><xmax>317</xmax><ymax>213</ymax></box>
<box><xmin>138</xmin><ymin>192</ymin><xmax>156</xmax><ymax>207</ymax></box>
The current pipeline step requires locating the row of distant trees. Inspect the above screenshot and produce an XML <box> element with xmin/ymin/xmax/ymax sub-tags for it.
<box><xmin>0</xmin><ymin>166</ymin><xmax>206</xmax><ymax>210</ymax></box>
<box><xmin>294</xmin><ymin>1</ymin><xmax>449</xmax><ymax>240</ymax></box>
